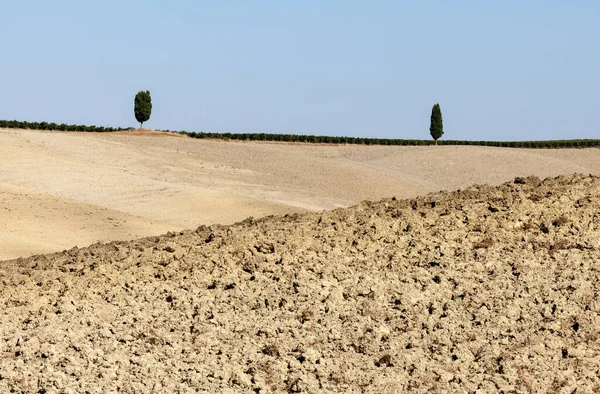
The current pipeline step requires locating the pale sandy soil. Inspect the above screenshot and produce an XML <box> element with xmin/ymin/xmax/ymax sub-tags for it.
<box><xmin>1</xmin><ymin>127</ymin><xmax>600</xmax><ymax>260</ymax></box>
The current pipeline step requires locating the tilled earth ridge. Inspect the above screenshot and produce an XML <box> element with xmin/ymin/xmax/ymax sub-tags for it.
<box><xmin>1</xmin><ymin>174</ymin><xmax>600</xmax><ymax>393</ymax></box>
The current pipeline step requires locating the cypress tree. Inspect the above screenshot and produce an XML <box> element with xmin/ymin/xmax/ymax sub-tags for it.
<box><xmin>429</xmin><ymin>103</ymin><xmax>443</xmax><ymax>144</ymax></box>
<box><xmin>134</xmin><ymin>90</ymin><xmax>152</xmax><ymax>129</ymax></box>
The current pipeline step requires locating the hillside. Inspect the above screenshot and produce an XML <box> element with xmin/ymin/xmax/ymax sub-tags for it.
<box><xmin>1</xmin><ymin>174</ymin><xmax>599</xmax><ymax>392</ymax></box>
<box><xmin>3</xmin><ymin>127</ymin><xmax>600</xmax><ymax>261</ymax></box>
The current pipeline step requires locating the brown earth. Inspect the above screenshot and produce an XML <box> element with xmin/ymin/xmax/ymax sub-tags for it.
<box><xmin>1</xmin><ymin>174</ymin><xmax>600</xmax><ymax>392</ymax></box>
<box><xmin>3</xmin><ymin>127</ymin><xmax>600</xmax><ymax>261</ymax></box>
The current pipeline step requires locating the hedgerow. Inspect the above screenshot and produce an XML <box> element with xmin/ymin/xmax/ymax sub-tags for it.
<box><xmin>0</xmin><ymin>119</ymin><xmax>132</xmax><ymax>133</ymax></box>
<box><xmin>161</xmin><ymin>129</ymin><xmax>600</xmax><ymax>149</ymax></box>
<box><xmin>1</xmin><ymin>119</ymin><xmax>599</xmax><ymax>148</ymax></box>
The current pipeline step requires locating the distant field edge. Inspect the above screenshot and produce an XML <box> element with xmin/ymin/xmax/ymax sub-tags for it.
<box><xmin>2</xmin><ymin>119</ymin><xmax>599</xmax><ymax>148</ymax></box>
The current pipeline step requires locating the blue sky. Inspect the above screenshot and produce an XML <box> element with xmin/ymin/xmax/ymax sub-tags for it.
<box><xmin>1</xmin><ymin>1</ymin><xmax>598</xmax><ymax>140</ymax></box>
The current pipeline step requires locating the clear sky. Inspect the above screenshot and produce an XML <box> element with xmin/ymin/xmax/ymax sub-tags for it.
<box><xmin>1</xmin><ymin>1</ymin><xmax>598</xmax><ymax>141</ymax></box>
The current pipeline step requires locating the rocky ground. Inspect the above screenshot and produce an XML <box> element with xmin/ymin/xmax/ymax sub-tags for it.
<box><xmin>2</xmin><ymin>174</ymin><xmax>600</xmax><ymax>393</ymax></box>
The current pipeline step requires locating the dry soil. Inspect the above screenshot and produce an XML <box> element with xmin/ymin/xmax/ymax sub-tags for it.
<box><xmin>1</xmin><ymin>174</ymin><xmax>600</xmax><ymax>392</ymax></box>
<box><xmin>2</xmin><ymin>127</ymin><xmax>600</xmax><ymax>260</ymax></box>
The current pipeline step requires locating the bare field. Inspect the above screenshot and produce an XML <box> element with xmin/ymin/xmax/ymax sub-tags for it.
<box><xmin>1</xmin><ymin>174</ymin><xmax>600</xmax><ymax>392</ymax></box>
<box><xmin>1</xmin><ymin>128</ymin><xmax>600</xmax><ymax>261</ymax></box>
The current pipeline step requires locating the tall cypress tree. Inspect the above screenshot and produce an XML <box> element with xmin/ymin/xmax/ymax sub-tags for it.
<box><xmin>134</xmin><ymin>90</ymin><xmax>152</xmax><ymax>129</ymax></box>
<box><xmin>429</xmin><ymin>103</ymin><xmax>443</xmax><ymax>144</ymax></box>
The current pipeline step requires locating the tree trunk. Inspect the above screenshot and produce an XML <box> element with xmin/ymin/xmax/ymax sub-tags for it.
<box><xmin>140</xmin><ymin>122</ymin><xmax>143</xmax><ymax>130</ymax></box>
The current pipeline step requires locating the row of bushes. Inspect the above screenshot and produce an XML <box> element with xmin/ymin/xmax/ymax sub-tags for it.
<box><xmin>438</xmin><ymin>139</ymin><xmax>600</xmax><ymax>148</ymax></box>
<box><xmin>2</xmin><ymin>119</ymin><xmax>598</xmax><ymax>148</ymax></box>
<box><xmin>0</xmin><ymin>119</ymin><xmax>132</xmax><ymax>133</ymax></box>
<box><xmin>167</xmin><ymin>131</ymin><xmax>439</xmax><ymax>145</ymax></box>
<box><xmin>160</xmin><ymin>130</ymin><xmax>600</xmax><ymax>149</ymax></box>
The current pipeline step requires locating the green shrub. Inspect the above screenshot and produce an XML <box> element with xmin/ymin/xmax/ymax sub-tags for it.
<box><xmin>134</xmin><ymin>90</ymin><xmax>152</xmax><ymax>128</ymax></box>
<box><xmin>429</xmin><ymin>103</ymin><xmax>444</xmax><ymax>144</ymax></box>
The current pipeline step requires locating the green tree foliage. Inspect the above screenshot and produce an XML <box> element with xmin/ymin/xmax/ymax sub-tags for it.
<box><xmin>429</xmin><ymin>103</ymin><xmax>444</xmax><ymax>144</ymax></box>
<box><xmin>134</xmin><ymin>90</ymin><xmax>152</xmax><ymax>128</ymax></box>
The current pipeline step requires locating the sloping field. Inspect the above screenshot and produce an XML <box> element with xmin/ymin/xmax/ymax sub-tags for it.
<box><xmin>2</xmin><ymin>127</ymin><xmax>600</xmax><ymax>260</ymax></box>
<box><xmin>1</xmin><ymin>174</ymin><xmax>599</xmax><ymax>392</ymax></box>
